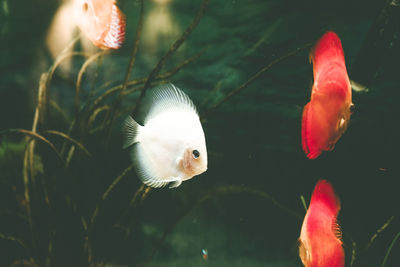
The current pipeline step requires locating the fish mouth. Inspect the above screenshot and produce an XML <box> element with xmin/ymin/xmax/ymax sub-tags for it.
<box><xmin>193</xmin><ymin>165</ymin><xmax>207</xmax><ymax>177</ymax></box>
<box><xmin>200</xmin><ymin>165</ymin><xmax>208</xmax><ymax>174</ymax></box>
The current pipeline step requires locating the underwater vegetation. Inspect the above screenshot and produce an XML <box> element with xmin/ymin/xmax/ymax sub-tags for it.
<box><xmin>1</xmin><ymin>0</ymin><xmax>400</xmax><ymax>266</ymax></box>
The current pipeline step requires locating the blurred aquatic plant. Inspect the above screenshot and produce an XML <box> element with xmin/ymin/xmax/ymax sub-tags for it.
<box><xmin>381</xmin><ymin>229</ymin><xmax>400</xmax><ymax>267</ymax></box>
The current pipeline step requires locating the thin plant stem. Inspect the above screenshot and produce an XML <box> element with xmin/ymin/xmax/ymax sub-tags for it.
<box><xmin>88</xmin><ymin>105</ymin><xmax>110</xmax><ymax>129</ymax></box>
<box><xmin>22</xmin><ymin>144</ymin><xmax>35</xmax><ymax>256</ymax></box>
<box><xmin>0</xmin><ymin>129</ymin><xmax>63</xmax><ymax>162</ymax></box>
<box><xmin>350</xmin><ymin>239</ymin><xmax>357</xmax><ymax>266</ymax></box>
<box><xmin>300</xmin><ymin>194</ymin><xmax>308</xmax><ymax>212</ymax></box>
<box><xmin>23</xmin><ymin>71</ymin><xmax>51</xmax><ymax>263</ymax></box>
<box><xmin>48</xmin><ymin>51</ymin><xmax>91</xmax><ymax>90</ymax></box>
<box><xmin>201</xmin><ymin>43</ymin><xmax>312</xmax><ymax>119</ymax></box>
<box><xmin>134</xmin><ymin>0</ymin><xmax>210</xmax><ymax>115</ymax></box>
<box><xmin>59</xmin><ymin>49</ymin><xmax>106</xmax><ymax>162</ymax></box>
<box><xmin>14</xmin><ymin>34</ymin><xmax>82</xmax><ymax>265</ymax></box>
<box><xmin>367</xmin><ymin>216</ymin><xmax>395</xmax><ymax>249</ymax></box>
<box><xmin>49</xmin><ymin>100</ymin><xmax>69</xmax><ymax>123</ymax></box>
<box><xmin>85</xmin><ymin>50</ymin><xmax>206</xmax><ymax>121</ymax></box>
<box><xmin>113</xmin><ymin>185</ymin><xmax>149</xmax><ymax>228</ymax></box>
<box><xmin>118</xmin><ymin>184</ymin><xmax>152</xmax><ymax>240</ymax></box>
<box><xmin>381</xmin><ymin>230</ymin><xmax>400</xmax><ymax>267</ymax></box>
<box><xmin>103</xmin><ymin>0</ymin><xmax>144</xmax><ymax>141</ymax></box>
<box><xmin>101</xmin><ymin>165</ymin><xmax>136</xmax><ymax>204</ymax></box>
<box><xmin>84</xmin><ymin>164</ymin><xmax>135</xmax><ymax>265</ymax></box>
<box><xmin>44</xmin><ymin>130</ymin><xmax>91</xmax><ymax>157</ymax></box>
<box><xmin>45</xmin><ymin>230</ymin><xmax>55</xmax><ymax>267</ymax></box>
<box><xmin>0</xmin><ymin>232</ymin><xmax>28</xmax><ymax>252</ymax></box>
<box><xmin>75</xmin><ymin>51</ymin><xmax>109</xmax><ymax>114</ymax></box>
<box><xmin>118</xmin><ymin>0</ymin><xmax>144</xmax><ymax>97</ymax></box>
<box><xmin>154</xmin><ymin>47</ymin><xmax>207</xmax><ymax>80</ymax></box>
<box><xmin>125</xmin><ymin>184</ymin><xmax>150</xmax><ymax>217</ymax></box>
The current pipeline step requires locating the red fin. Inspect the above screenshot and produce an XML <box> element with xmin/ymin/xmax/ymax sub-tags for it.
<box><xmin>101</xmin><ymin>4</ymin><xmax>126</xmax><ymax>49</ymax></box>
<box><xmin>301</xmin><ymin>102</ymin><xmax>321</xmax><ymax>159</ymax></box>
<box><xmin>332</xmin><ymin>219</ymin><xmax>343</xmax><ymax>242</ymax></box>
<box><xmin>301</xmin><ymin>102</ymin><xmax>311</xmax><ymax>156</ymax></box>
<box><xmin>311</xmin><ymin>31</ymin><xmax>346</xmax><ymax>75</ymax></box>
<box><xmin>310</xmin><ymin>180</ymin><xmax>341</xmax><ymax>216</ymax></box>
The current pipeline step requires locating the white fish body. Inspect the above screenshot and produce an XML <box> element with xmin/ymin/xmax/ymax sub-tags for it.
<box><xmin>123</xmin><ymin>83</ymin><xmax>208</xmax><ymax>188</ymax></box>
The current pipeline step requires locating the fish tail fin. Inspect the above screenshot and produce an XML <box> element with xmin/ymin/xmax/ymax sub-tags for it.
<box><xmin>122</xmin><ymin>116</ymin><xmax>141</xmax><ymax>149</ymax></box>
<box><xmin>311</xmin><ymin>31</ymin><xmax>346</xmax><ymax>72</ymax></box>
<box><xmin>311</xmin><ymin>179</ymin><xmax>341</xmax><ymax>215</ymax></box>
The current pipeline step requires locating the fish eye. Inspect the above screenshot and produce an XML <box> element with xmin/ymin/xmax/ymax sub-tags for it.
<box><xmin>192</xmin><ymin>150</ymin><xmax>200</xmax><ymax>159</ymax></box>
<box><xmin>83</xmin><ymin>2</ymin><xmax>88</xmax><ymax>12</ymax></box>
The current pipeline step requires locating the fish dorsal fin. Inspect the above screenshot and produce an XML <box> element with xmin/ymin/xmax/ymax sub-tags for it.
<box><xmin>310</xmin><ymin>180</ymin><xmax>341</xmax><ymax>215</ymax></box>
<box><xmin>332</xmin><ymin>219</ymin><xmax>342</xmax><ymax>241</ymax></box>
<box><xmin>131</xmin><ymin>143</ymin><xmax>182</xmax><ymax>188</ymax></box>
<box><xmin>143</xmin><ymin>83</ymin><xmax>198</xmax><ymax>125</ymax></box>
<box><xmin>312</xmin><ymin>31</ymin><xmax>345</xmax><ymax>72</ymax></box>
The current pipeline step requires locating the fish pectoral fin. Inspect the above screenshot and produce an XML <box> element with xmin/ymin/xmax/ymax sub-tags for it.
<box><xmin>332</xmin><ymin>219</ymin><xmax>343</xmax><ymax>241</ymax></box>
<box><xmin>168</xmin><ymin>178</ymin><xmax>182</xmax><ymax>188</ymax></box>
<box><xmin>327</xmin><ymin>143</ymin><xmax>336</xmax><ymax>151</ymax></box>
<box><xmin>339</xmin><ymin>117</ymin><xmax>346</xmax><ymax>128</ymax></box>
<box><xmin>350</xmin><ymin>80</ymin><xmax>368</xmax><ymax>93</ymax></box>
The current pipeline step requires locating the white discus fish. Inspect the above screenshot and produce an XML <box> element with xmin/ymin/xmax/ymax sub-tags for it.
<box><xmin>122</xmin><ymin>83</ymin><xmax>208</xmax><ymax>188</ymax></box>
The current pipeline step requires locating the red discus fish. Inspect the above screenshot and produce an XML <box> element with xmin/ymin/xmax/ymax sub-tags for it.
<box><xmin>74</xmin><ymin>0</ymin><xmax>126</xmax><ymax>49</ymax></box>
<box><xmin>301</xmin><ymin>31</ymin><xmax>353</xmax><ymax>159</ymax></box>
<box><xmin>298</xmin><ymin>180</ymin><xmax>344</xmax><ymax>267</ymax></box>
